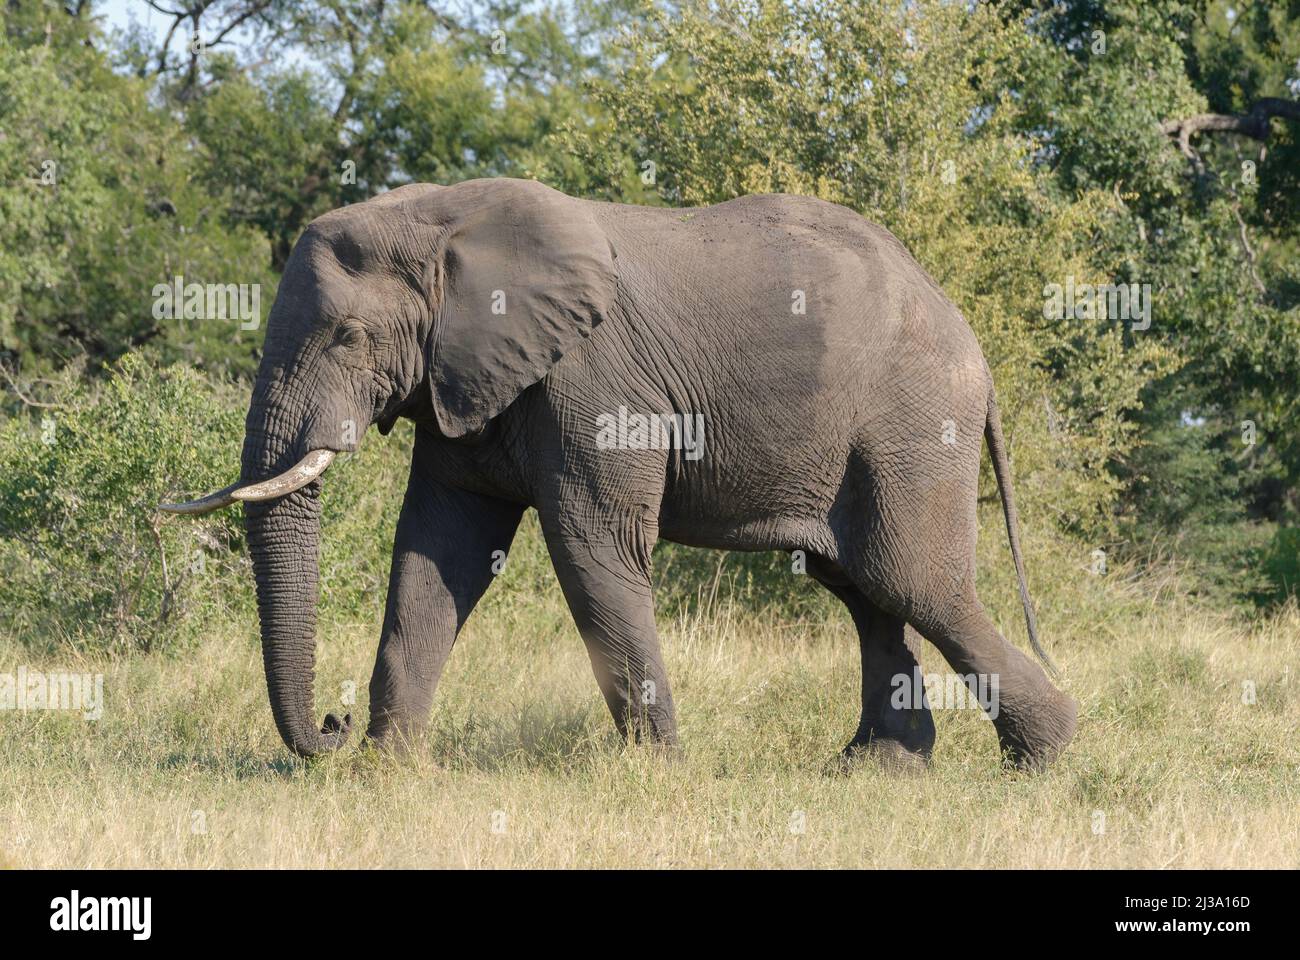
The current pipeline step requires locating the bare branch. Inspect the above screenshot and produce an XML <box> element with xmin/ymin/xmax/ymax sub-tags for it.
<box><xmin>1229</xmin><ymin>200</ymin><xmax>1268</xmax><ymax>296</ymax></box>
<box><xmin>0</xmin><ymin>363</ymin><xmax>62</xmax><ymax>409</ymax></box>
<box><xmin>1160</xmin><ymin>98</ymin><xmax>1299</xmax><ymax>296</ymax></box>
<box><xmin>155</xmin><ymin>12</ymin><xmax>185</xmax><ymax>74</ymax></box>
<box><xmin>1160</xmin><ymin>97</ymin><xmax>1300</xmax><ymax>175</ymax></box>
<box><xmin>207</xmin><ymin>0</ymin><xmax>274</xmax><ymax>49</ymax></box>
<box><xmin>142</xmin><ymin>0</ymin><xmax>188</xmax><ymax>16</ymax></box>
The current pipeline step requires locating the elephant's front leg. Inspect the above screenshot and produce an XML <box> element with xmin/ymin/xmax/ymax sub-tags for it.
<box><xmin>541</xmin><ymin>512</ymin><xmax>678</xmax><ymax>746</ymax></box>
<box><xmin>366</xmin><ymin>471</ymin><xmax>524</xmax><ymax>748</ymax></box>
<box><xmin>845</xmin><ymin>604</ymin><xmax>935</xmax><ymax>769</ymax></box>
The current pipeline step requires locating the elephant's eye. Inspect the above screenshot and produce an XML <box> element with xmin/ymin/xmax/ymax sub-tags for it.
<box><xmin>334</xmin><ymin>321</ymin><xmax>367</xmax><ymax>350</ymax></box>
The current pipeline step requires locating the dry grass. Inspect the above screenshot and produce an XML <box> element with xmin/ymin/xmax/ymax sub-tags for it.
<box><xmin>2</xmin><ymin>537</ymin><xmax>1296</xmax><ymax>868</ymax></box>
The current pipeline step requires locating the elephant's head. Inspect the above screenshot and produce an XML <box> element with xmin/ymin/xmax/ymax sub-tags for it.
<box><xmin>160</xmin><ymin>178</ymin><xmax>617</xmax><ymax>756</ymax></box>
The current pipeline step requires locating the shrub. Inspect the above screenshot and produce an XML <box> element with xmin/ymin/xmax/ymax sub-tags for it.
<box><xmin>1260</xmin><ymin>527</ymin><xmax>1300</xmax><ymax>605</ymax></box>
<box><xmin>0</xmin><ymin>352</ymin><xmax>413</xmax><ymax>654</ymax></box>
<box><xmin>0</xmin><ymin>353</ymin><xmax>246</xmax><ymax>652</ymax></box>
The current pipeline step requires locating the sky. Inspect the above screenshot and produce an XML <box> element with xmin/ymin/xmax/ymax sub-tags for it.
<box><xmin>95</xmin><ymin>0</ymin><xmax>317</xmax><ymax>75</ymax></box>
<box><xmin>100</xmin><ymin>0</ymin><xmax>182</xmax><ymax>44</ymax></box>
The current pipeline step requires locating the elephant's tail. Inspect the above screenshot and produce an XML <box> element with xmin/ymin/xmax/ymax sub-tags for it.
<box><xmin>984</xmin><ymin>389</ymin><xmax>1058</xmax><ymax>677</ymax></box>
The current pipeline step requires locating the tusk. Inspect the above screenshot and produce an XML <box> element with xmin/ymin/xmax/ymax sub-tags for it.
<box><xmin>230</xmin><ymin>449</ymin><xmax>336</xmax><ymax>502</ymax></box>
<box><xmin>158</xmin><ymin>483</ymin><xmax>242</xmax><ymax>516</ymax></box>
<box><xmin>156</xmin><ymin>450</ymin><xmax>336</xmax><ymax>516</ymax></box>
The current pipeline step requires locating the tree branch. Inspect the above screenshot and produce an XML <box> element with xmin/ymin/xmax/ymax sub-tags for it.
<box><xmin>1160</xmin><ymin>97</ymin><xmax>1300</xmax><ymax>175</ymax></box>
<box><xmin>0</xmin><ymin>363</ymin><xmax>62</xmax><ymax>409</ymax></box>
<box><xmin>1160</xmin><ymin>98</ymin><xmax>1298</xmax><ymax>297</ymax></box>
<box><xmin>1229</xmin><ymin>199</ymin><xmax>1268</xmax><ymax>296</ymax></box>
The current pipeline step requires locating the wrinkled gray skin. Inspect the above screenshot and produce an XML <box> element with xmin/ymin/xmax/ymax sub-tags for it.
<box><xmin>234</xmin><ymin>177</ymin><xmax>1076</xmax><ymax>769</ymax></box>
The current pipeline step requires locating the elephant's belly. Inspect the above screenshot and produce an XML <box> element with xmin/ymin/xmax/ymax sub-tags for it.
<box><xmin>656</xmin><ymin>497</ymin><xmax>836</xmax><ymax>555</ymax></box>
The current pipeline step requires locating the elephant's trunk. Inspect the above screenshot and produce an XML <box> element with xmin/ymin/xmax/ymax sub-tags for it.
<box><xmin>242</xmin><ymin>415</ymin><xmax>351</xmax><ymax>758</ymax></box>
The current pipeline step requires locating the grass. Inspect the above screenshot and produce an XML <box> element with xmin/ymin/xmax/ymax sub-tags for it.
<box><xmin>1</xmin><ymin>513</ymin><xmax>1297</xmax><ymax>869</ymax></box>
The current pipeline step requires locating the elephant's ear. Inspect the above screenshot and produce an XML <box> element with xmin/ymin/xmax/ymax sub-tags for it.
<box><xmin>424</xmin><ymin>180</ymin><xmax>617</xmax><ymax>438</ymax></box>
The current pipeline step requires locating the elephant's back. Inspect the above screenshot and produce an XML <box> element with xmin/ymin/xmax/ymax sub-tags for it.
<box><xmin>590</xmin><ymin>192</ymin><xmax>986</xmax><ymax>387</ymax></box>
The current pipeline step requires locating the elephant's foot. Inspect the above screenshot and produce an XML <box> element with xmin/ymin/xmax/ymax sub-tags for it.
<box><xmin>624</xmin><ymin>737</ymin><xmax>685</xmax><ymax>766</ymax></box>
<box><xmin>843</xmin><ymin>690</ymin><xmax>937</xmax><ymax>772</ymax></box>
<box><xmin>359</xmin><ymin>732</ymin><xmax>399</xmax><ymax>754</ymax></box>
<box><xmin>841</xmin><ymin>706</ymin><xmax>935</xmax><ymax>772</ymax></box>
<box><xmin>612</xmin><ymin>700</ymin><xmax>680</xmax><ymax>749</ymax></box>
<box><xmin>840</xmin><ymin>735</ymin><xmax>930</xmax><ymax>773</ymax></box>
<box><xmin>363</xmin><ymin>714</ymin><xmax>427</xmax><ymax>757</ymax></box>
<box><xmin>992</xmin><ymin>685</ymin><xmax>1077</xmax><ymax>772</ymax></box>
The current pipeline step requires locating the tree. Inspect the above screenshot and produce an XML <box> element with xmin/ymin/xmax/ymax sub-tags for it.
<box><xmin>0</xmin><ymin>4</ymin><xmax>271</xmax><ymax>378</ymax></box>
<box><xmin>1014</xmin><ymin>0</ymin><xmax>1300</xmax><ymax>591</ymax></box>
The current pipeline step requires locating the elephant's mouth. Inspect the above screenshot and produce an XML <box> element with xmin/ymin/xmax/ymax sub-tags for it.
<box><xmin>157</xmin><ymin>448</ymin><xmax>337</xmax><ymax>515</ymax></box>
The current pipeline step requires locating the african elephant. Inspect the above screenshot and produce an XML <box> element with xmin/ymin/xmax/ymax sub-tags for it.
<box><xmin>162</xmin><ymin>177</ymin><xmax>1077</xmax><ymax>770</ymax></box>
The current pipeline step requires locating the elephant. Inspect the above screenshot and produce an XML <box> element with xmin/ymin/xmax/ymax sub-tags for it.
<box><xmin>161</xmin><ymin>176</ymin><xmax>1077</xmax><ymax>771</ymax></box>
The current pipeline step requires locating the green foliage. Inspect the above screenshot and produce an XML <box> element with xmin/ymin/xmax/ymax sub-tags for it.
<box><xmin>184</xmin><ymin>59</ymin><xmax>352</xmax><ymax>273</ymax></box>
<box><xmin>1</xmin><ymin>1</ymin><xmax>626</xmax><ymax>375</ymax></box>
<box><xmin>171</xmin><ymin>0</ymin><xmax>634</xmax><ymax>270</ymax></box>
<box><xmin>1188</xmin><ymin>0</ymin><xmax>1300</xmax><ymax>230</ymax></box>
<box><xmin>653</xmin><ymin>542</ymin><xmax>837</xmax><ymax>626</ymax></box>
<box><xmin>1259</xmin><ymin>526</ymin><xmax>1300</xmax><ymax>603</ymax></box>
<box><xmin>0</xmin><ymin>353</ymin><xmax>414</xmax><ymax>653</ymax></box>
<box><xmin>313</xmin><ymin>424</ymin><xmax>411</xmax><ymax>628</ymax></box>
<box><xmin>1017</xmin><ymin>0</ymin><xmax>1300</xmax><ymax>581</ymax></box>
<box><xmin>0</xmin><ymin>15</ymin><xmax>272</xmax><ymax>378</ymax></box>
<box><xmin>0</xmin><ymin>353</ymin><xmax>247</xmax><ymax>651</ymax></box>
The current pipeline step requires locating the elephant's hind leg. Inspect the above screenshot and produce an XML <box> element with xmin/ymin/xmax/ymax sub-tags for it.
<box><xmin>810</xmin><ymin>557</ymin><xmax>934</xmax><ymax>769</ymax></box>
<box><xmin>844</xmin><ymin>540</ymin><xmax>1076</xmax><ymax>770</ymax></box>
<box><xmin>906</xmin><ymin>596</ymin><xmax>1076</xmax><ymax>770</ymax></box>
<box><xmin>837</xmin><ymin>455</ymin><xmax>1076</xmax><ymax>770</ymax></box>
<box><xmin>541</xmin><ymin>511</ymin><xmax>678</xmax><ymax>747</ymax></box>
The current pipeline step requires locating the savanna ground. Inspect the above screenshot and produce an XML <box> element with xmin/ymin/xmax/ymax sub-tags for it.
<box><xmin>3</xmin><ymin>513</ymin><xmax>1295</xmax><ymax>869</ymax></box>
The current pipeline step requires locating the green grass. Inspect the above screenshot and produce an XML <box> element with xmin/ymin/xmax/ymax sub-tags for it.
<box><xmin>2</xmin><ymin>513</ymin><xmax>1297</xmax><ymax>868</ymax></box>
